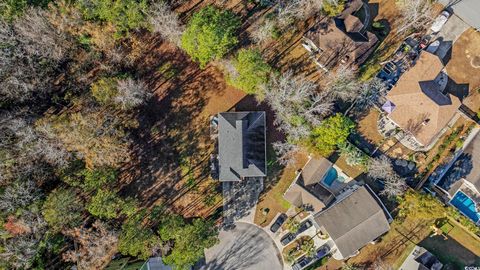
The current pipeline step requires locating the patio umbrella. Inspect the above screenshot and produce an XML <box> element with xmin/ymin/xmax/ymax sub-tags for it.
<box><xmin>382</xmin><ymin>100</ymin><xmax>396</xmax><ymax>114</ymax></box>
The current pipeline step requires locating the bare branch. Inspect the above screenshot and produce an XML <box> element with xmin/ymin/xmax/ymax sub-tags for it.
<box><xmin>396</xmin><ymin>0</ymin><xmax>434</xmax><ymax>34</ymax></box>
<box><xmin>147</xmin><ymin>2</ymin><xmax>184</xmax><ymax>46</ymax></box>
<box><xmin>115</xmin><ymin>78</ymin><xmax>152</xmax><ymax>110</ymax></box>
<box><xmin>273</xmin><ymin>141</ymin><xmax>301</xmax><ymax>166</ymax></box>
<box><xmin>263</xmin><ymin>71</ymin><xmax>332</xmax><ymax>140</ymax></box>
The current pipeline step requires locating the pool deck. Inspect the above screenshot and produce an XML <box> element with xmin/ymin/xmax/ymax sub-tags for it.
<box><xmin>450</xmin><ymin>190</ymin><xmax>480</xmax><ymax>224</ymax></box>
<box><xmin>322</xmin><ymin>165</ymin><xmax>357</xmax><ymax>196</ymax></box>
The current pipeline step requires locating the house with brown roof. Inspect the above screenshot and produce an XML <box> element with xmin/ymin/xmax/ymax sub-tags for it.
<box><xmin>283</xmin><ymin>157</ymin><xmax>392</xmax><ymax>260</ymax></box>
<box><xmin>383</xmin><ymin>51</ymin><xmax>462</xmax><ymax>150</ymax></box>
<box><xmin>302</xmin><ymin>0</ymin><xmax>378</xmax><ymax>71</ymax></box>
<box><xmin>283</xmin><ymin>158</ymin><xmax>336</xmax><ymax>213</ymax></box>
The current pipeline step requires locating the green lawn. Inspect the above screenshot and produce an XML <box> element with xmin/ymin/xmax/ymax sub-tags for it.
<box><xmin>419</xmin><ymin>221</ymin><xmax>480</xmax><ymax>269</ymax></box>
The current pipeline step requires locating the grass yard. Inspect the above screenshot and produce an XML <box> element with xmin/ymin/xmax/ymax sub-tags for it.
<box><xmin>348</xmin><ymin>215</ymin><xmax>480</xmax><ymax>269</ymax></box>
<box><xmin>355</xmin><ymin>108</ymin><xmax>384</xmax><ymax>147</ymax></box>
<box><xmin>447</xmin><ymin>28</ymin><xmax>480</xmax><ymax>113</ymax></box>
<box><xmin>333</xmin><ymin>154</ymin><xmax>365</xmax><ymax>179</ymax></box>
<box><xmin>420</xmin><ymin>221</ymin><xmax>480</xmax><ymax>269</ymax></box>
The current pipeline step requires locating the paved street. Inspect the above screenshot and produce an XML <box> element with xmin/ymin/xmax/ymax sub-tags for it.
<box><xmin>203</xmin><ymin>222</ymin><xmax>283</xmax><ymax>270</ymax></box>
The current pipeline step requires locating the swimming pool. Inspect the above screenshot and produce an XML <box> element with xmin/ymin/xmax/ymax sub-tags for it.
<box><xmin>323</xmin><ymin>167</ymin><xmax>338</xmax><ymax>186</ymax></box>
<box><xmin>450</xmin><ymin>191</ymin><xmax>480</xmax><ymax>223</ymax></box>
<box><xmin>322</xmin><ymin>167</ymin><xmax>348</xmax><ymax>187</ymax></box>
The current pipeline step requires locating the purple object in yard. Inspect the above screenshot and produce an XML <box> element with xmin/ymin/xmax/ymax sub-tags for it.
<box><xmin>382</xmin><ymin>100</ymin><xmax>396</xmax><ymax>114</ymax></box>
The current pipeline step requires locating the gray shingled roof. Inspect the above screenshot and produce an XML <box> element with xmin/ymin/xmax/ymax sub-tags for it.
<box><xmin>442</xmin><ymin>131</ymin><xmax>480</xmax><ymax>193</ymax></box>
<box><xmin>459</xmin><ymin>131</ymin><xmax>480</xmax><ymax>191</ymax></box>
<box><xmin>218</xmin><ymin>112</ymin><xmax>266</xmax><ymax>181</ymax></box>
<box><xmin>314</xmin><ymin>186</ymin><xmax>390</xmax><ymax>259</ymax></box>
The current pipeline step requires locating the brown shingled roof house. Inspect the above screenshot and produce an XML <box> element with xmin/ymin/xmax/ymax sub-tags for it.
<box><xmin>283</xmin><ymin>157</ymin><xmax>392</xmax><ymax>260</ymax></box>
<box><xmin>385</xmin><ymin>51</ymin><xmax>461</xmax><ymax>148</ymax></box>
<box><xmin>302</xmin><ymin>0</ymin><xmax>378</xmax><ymax>71</ymax></box>
<box><xmin>283</xmin><ymin>158</ymin><xmax>335</xmax><ymax>212</ymax></box>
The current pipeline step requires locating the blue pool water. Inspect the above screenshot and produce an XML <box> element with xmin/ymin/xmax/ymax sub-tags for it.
<box><xmin>450</xmin><ymin>191</ymin><xmax>480</xmax><ymax>223</ymax></box>
<box><xmin>323</xmin><ymin>167</ymin><xmax>338</xmax><ymax>186</ymax></box>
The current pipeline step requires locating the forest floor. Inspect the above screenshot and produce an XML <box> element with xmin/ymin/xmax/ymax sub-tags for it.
<box><xmin>118</xmin><ymin>38</ymin><xmax>246</xmax><ymax>218</ymax></box>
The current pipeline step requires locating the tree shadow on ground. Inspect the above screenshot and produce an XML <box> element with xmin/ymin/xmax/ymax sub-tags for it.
<box><xmin>419</xmin><ymin>234</ymin><xmax>480</xmax><ymax>269</ymax></box>
<box><xmin>118</xmin><ymin>37</ymin><xmax>227</xmax><ymax>213</ymax></box>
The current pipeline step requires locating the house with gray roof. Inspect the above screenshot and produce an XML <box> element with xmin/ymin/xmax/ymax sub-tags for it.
<box><xmin>313</xmin><ymin>185</ymin><xmax>391</xmax><ymax>260</ymax></box>
<box><xmin>217</xmin><ymin>112</ymin><xmax>266</xmax><ymax>182</ymax></box>
<box><xmin>399</xmin><ymin>245</ymin><xmax>443</xmax><ymax>270</ymax></box>
<box><xmin>435</xmin><ymin>129</ymin><xmax>480</xmax><ymax>225</ymax></box>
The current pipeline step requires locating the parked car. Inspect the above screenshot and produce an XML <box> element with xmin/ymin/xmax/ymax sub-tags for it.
<box><xmin>280</xmin><ymin>233</ymin><xmax>296</xmax><ymax>246</ymax></box>
<box><xmin>419</xmin><ymin>35</ymin><xmax>432</xmax><ymax>49</ymax></box>
<box><xmin>297</xmin><ymin>219</ymin><xmax>313</xmax><ymax>234</ymax></box>
<box><xmin>316</xmin><ymin>244</ymin><xmax>331</xmax><ymax>259</ymax></box>
<box><xmin>430</xmin><ymin>11</ymin><xmax>450</xmax><ymax>33</ymax></box>
<box><xmin>292</xmin><ymin>256</ymin><xmax>313</xmax><ymax>270</ymax></box>
<box><xmin>270</xmin><ymin>213</ymin><xmax>287</xmax><ymax>233</ymax></box>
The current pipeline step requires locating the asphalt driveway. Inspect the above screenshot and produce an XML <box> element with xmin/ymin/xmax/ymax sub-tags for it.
<box><xmin>202</xmin><ymin>222</ymin><xmax>283</xmax><ymax>270</ymax></box>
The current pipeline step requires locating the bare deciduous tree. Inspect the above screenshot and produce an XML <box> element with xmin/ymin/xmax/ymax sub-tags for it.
<box><xmin>63</xmin><ymin>221</ymin><xmax>119</xmax><ymax>270</ymax></box>
<box><xmin>263</xmin><ymin>71</ymin><xmax>333</xmax><ymax>141</ymax></box>
<box><xmin>326</xmin><ymin>66</ymin><xmax>362</xmax><ymax>102</ymax></box>
<box><xmin>14</xmin><ymin>7</ymin><xmax>73</xmax><ymax>62</ymax></box>
<box><xmin>358</xmin><ymin>78</ymin><xmax>387</xmax><ymax>110</ymax></box>
<box><xmin>276</xmin><ymin>0</ymin><xmax>324</xmax><ymax>27</ymax></box>
<box><xmin>1</xmin><ymin>210</ymin><xmax>47</xmax><ymax>269</ymax></box>
<box><xmin>115</xmin><ymin>78</ymin><xmax>152</xmax><ymax>110</ymax></box>
<box><xmin>382</xmin><ymin>174</ymin><xmax>408</xmax><ymax>197</ymax></box>
<box><xmin>368</xmin><ymin>156</ymin><xmax>395</xmax><ymax>180</ymax></box>
<box><xmin>0</xmin><ymin>20</ymin><xmax>52</xmax><ymax>102</ymax></box>
<box><xmin>250</xmin><ymin>19</ymin><xmax>276</xmax><ymax>44</ymax></box>
<box><xmin>0</xmin><ymin>180</ymin><xmax>41</xmax><ymax>213</ymax></box>
<box><xmin>346</xmin><ymin>78</ymin><xmax>388</xmax><ymax>115</ymax></box>
<box><xmin>372</xmin><ymin>257</ymin><xmax>394</xmax><ymax>270</ymax></box>
<box><xmin>273</xmin><ymin>141</ymin><xmax>301</xmax><ymax>166</ymax></box>
<box><xmin>396</xmin><ymin>0</ymin><xmax>434</xmax><ymax>34</ymax></box>
<box><xmin>368</xmin><ymin>156</ymin><xmax>407</xmax><ymax>197</ymax></box>
<box><xmin>148</xmin><ymin>2</ymin><xmax>184</xmax><ymax>46</ymax></box>
<box><xmin>0</xmin><ymin>114</ymin><xmax>71</xmax><ymax>185</ymax></box>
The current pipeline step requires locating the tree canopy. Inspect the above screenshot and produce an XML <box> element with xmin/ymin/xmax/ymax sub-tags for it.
<box><xmin>76</xmin><ymin>0</ymin><xmax>148</xmax><ymax>38</ymax></box>
<box><xmin>308</xmin><ymin>114</ymin><xmax>355</xmax><ymax>156</ymax></box>
<box><xmin>161</xmin><ymin>217</ymin><xmax>218</xmax><ymax>269</ymax></box>
<box><xmin>118</xmin><ymin>212</ymin><xmax>159</xmax><ymax>259</ymax></box>
<box><xmin>86</xmin><ymin>189</ymin><xmax>124</xmax><ymax>219</ymax></box>
<box><xmin>42</xmin><ymin>188</ymin><xmax>85</xmax><ymax>232</ymax></box>
<box><xmin>322</xmin><ymin>0</ymin><xmax>346</xmax><ymax>17</ymax></box>
<box><xmin>181</xmin><ymin>6</ymin><xmax>240</xmax><ymax>68</ymax></box>
<box><xmin>227</xmin><ymin>49</ymin><xmax>272</xmax><ymax>94</ymax></box>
